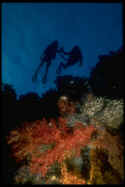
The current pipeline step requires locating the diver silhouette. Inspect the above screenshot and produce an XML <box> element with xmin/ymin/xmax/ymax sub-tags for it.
<box><xmin>56</xmin><ymin>46</ymin><xmax>83</xmax><ymax>74</ymax></box>
<box><xmin>32</xmin><ymin>40</ymin><xmax>60</xmax><ymax>84</ymax></box>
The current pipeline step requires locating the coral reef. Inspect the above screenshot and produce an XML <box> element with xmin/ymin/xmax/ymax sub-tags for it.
<box><xmin>59</xmin><ymin>162</ymin><xmax>86</xmax><ymax>184</ymax></box>
<box><xmin>88</xmin><ymin>128</ymin><xmax>124</xmax><ymax>181</ymax></box>
<box><xmin>14</xmin><ymin>165</ymin><xmax>45</xmax><ymax>184</ymax></box>
<box><xmin>81</xmin><ymin>93</ymin><xmax>105</xmax><ymax>117</ymax></box>
<box><xmin>67</xmin><ymin>113</ymin><xmax>90</xmax><ymax>127</ymax></box>
<box><xmin>66</xmin><ymin>93</ymin><xmax>124</xmax><ymax>131</ymax></box>
<box><xmin>93</xmin><ymin>98</ymin><xmax>124</xmax><ymax>129</ymax></box>
<box><xmin>7</xmin><ymin>117</ymin><xmax>95</xmax><ymax>183</ymax></box>
<box><xmin>88</xmin><ymin>147</ymin><xmax>123</xmax><ymax>184</ymax></box>
<box><xmin>4</xmin><ymin>48</ymin><xmax>124</xmax><ymax>184</ymax></box>
<box><xmin>57</xmin><ymin>95</ymin><xmax>76</xmax><ymax>117</ymax></box>
<box><xmin>6</xmin><ymin>90</ymin><xmax>124</xmax><ymax>184</ymax></box>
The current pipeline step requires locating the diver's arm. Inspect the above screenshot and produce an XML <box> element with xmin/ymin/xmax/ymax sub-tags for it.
<box><xmin>59</xmin><ymin>54</ymin><xmax>68</xmax><ymax>61</ymax></box>
<box><xmin>57</xmin><ymin>47</ymin><xmax>70</xmax><ymax>55</ymax></box>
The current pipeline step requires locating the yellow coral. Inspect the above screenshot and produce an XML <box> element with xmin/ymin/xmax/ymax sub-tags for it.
<box><xmin>60</xmin><ymin>162</ymin><xmax>85</xmax><ymax>184</ymax></box>
<box><xmin>88</xmin><ymin>147</ymin><xmax>123</xmax><ymax>184</ymax></box>
<box><xmin>89</xmin><ymin>128</ymin><xmax>124</xmax><ymax>181</ymax></box>
<box><xmin>89</xmin><ymin>148</ymin><xmax>104</xmax><ymax>184</ymax></box>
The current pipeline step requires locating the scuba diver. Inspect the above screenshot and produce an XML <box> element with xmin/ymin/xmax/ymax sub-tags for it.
<box><xmin>32</xmin><ymin>40</ymin><xmax>60</xmax><ymax>84</ymax></box>
<box><xmin>56</xmin><ymin>46</ymin><xmax>83</xmax><ymax>74</ymax></box>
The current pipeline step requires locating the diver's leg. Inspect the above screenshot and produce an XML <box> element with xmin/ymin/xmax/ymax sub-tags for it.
<box><xmin>42</xmin><ymin>62</ymin><xmax>51</xmax><ymax>83</ymax></box>
<box><xmin>32</xmin><ymin>60</ymin><xmax>45</xmax><ymax>82</ymax></box>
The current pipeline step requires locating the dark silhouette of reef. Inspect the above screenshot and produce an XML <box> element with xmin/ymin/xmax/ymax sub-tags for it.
<box><xmin>55</xmin><ymin>75</ymin><xmax>90</xmax><ymax>103</ymax></box>
<box><xmin>2</xmin><ymin>84</ymin><xmax>60</xmax><ymax>184</ymax></box>
<box><xmin>89</xmin><ymin>47</ymin><xmax>123</xmax><ymax>99</ymax></box>
<box><xmin>40</xmin><ymin>89</ymin><xmax>60</xmax><ymax>122</ymax></box>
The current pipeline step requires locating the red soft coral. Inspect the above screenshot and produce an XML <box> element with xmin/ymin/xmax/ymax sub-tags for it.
<box><xmin>7</xmin><ymin>117</ymin><xmax>95</xmax><ymax>177</ymax></box>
